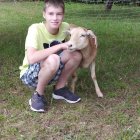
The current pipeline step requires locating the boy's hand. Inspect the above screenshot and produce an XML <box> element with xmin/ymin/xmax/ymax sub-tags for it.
<box><xmin>60</xmin><ymin>42</ymin><xmax>70</xmax><ymax>50</ymax></box>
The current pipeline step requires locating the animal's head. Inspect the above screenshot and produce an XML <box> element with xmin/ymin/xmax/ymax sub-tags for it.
<box><xmin>65</xmin><ymin>27</ymin><xmax>97</xmax><ymax>51</ymax></box>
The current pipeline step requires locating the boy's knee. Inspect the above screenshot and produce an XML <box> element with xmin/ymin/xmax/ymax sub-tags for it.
<box><xmin>42</xmin><ymin>54</ymin><xmax>60</xmax><ymax>72</ymax></box>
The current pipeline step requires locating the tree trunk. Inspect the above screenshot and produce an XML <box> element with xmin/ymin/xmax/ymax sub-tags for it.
<box><xmin>105</xmin><ymin>0</ymin><xmax>113</xmax><ymax>11</ymax></box>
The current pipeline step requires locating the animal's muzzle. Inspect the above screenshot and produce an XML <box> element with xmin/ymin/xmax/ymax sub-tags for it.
<box><xmin>68</xmin><ymin>44</ymin><xmax>72</xmax><ymax>48</ymax></box>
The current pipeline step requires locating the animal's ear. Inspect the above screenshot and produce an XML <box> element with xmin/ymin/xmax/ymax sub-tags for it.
<box><xmin>87</xmin><ymin>30</ymin><xmax>97</xmax><ymax>48</ymax></box>
<box><xmin>63</xmin><ymin>30</ymin><xmax>71</xmax><ymax>35</ymax></box>
<box><xmin>63</xmin><ymin>30</ymin><xmax>71</xmax><ymax>41</ymax></box>
<box><xmin>87</xmin><ymin>30</ymin><xmax>96</xmax><ymax>37</ymax></box>
<box><xmin>69</xmin><ymin>24</ymin><xmax>78</xmax><ymax>29</ymax></box>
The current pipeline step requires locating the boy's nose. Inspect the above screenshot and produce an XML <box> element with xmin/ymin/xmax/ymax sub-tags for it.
<box><xmin>53</xmin><ymin>15</ymin><xmax>57</xmax><ymax>20</ymax></box>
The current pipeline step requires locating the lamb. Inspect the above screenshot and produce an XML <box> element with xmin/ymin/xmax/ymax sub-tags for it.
<box><xmin>66</xmin><ymin>25</ymin><xmax>103</xmax><ymax>98</ymax></box>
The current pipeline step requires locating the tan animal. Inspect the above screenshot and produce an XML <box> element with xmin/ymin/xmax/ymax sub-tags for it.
<box><xmin>66</xmin><ymin>25</ymin><xmax>103</xmax><ymax>97</ymax></box>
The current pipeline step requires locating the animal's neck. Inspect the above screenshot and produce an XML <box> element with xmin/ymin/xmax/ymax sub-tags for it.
<box><xmin>80</xmin><ymin>36</ymin><xmax>97</xmax><ymax>68</ymax></box>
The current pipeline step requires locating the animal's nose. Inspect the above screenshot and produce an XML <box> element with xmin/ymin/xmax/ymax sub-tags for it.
<box><xmin>68</xmin><ymin>44</ymin><xmax>72</xmax><ymax>47</ymax></box>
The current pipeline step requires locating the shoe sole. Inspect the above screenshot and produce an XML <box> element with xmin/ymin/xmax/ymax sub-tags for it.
<box><xmin>52</xmin><ymin>94</ymin><xmax>81</xmax><ymax>104</ymax></box>
<box><xmin>29</xmin><ymin>99</ymin><xmax>45</xmax><ymax>113</ymax></box>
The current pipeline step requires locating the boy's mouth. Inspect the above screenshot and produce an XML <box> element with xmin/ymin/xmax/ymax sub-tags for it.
<box><xmin>51</xmin><ymin>22</ymin><xmax>59</xmax><ymax>25</ymax></box>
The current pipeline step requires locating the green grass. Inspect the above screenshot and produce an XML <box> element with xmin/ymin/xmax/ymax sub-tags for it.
<box><xmin>0</xmin><ymin>1</ymin><xmax>140</xmax><ymax>140</ymax></box>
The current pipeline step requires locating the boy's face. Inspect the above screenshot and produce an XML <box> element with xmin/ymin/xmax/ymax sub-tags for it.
<box><xmin>43</xmin><ymin>5</ymin><xmax>64</xmax><ymax>30</ymax></box>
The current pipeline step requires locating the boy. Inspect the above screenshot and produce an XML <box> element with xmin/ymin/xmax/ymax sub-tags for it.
<box><xmin>19</xmin><ymin>0</ymin><xmax>82</xmax><ymax>112</ymax></box>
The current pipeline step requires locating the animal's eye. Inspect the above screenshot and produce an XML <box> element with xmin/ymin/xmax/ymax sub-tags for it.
<box><xmin>80</xmin><ymin>34</ymin><xmax>86</xmax><ymax>37</ymax></box>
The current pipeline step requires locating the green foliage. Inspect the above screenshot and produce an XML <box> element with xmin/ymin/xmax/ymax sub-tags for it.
<box><xmin>0</xmin><ymin>2</ymin><xmax>140</xmax><ymax>140</ymax></box>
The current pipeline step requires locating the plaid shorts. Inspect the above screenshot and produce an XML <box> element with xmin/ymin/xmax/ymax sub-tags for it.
<box><xmin>20</xmin><ymin>57</ymin><xmax>64</xmax><ymax>88</ymax></box>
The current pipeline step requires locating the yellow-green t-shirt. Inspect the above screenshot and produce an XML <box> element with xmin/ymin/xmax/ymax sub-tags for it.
<box><xmin>19</xmin><ymin>22</ymin><xmax>70</xmax><ymax>78</ymax></box>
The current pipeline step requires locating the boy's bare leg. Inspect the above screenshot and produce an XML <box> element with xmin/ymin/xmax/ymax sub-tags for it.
<box><xmin>36</xmin><ymin>54</ymin><xmax>60</xmax><ymax>95</ymax></box>
<box><xmin>55</xmin><ymin>50</ymin><xmax>82</xmax><ymax>90</ymax></box>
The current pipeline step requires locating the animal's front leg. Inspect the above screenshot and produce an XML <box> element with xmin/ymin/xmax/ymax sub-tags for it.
<box><xmin>70</xmin><ymin>71</ymin><xmax>78</xmax><ymax>93</ymax></box>
<box><xmin>90</xmin><ymin>61</ymin><xmax>103</xmax><ymax>97</ymax></box>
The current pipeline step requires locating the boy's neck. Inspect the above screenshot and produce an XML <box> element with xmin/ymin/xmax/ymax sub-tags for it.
<box><xmin>44</xmin><ymin>23</ymin><xmax>59</xmax><ymax>35</ymax></box>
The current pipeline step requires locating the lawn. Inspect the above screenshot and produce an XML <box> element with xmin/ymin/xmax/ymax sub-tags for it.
<box><xmin>0</xmin><ymin>1</ymin><xmax>140</xmax><ymax>140</ymax></box>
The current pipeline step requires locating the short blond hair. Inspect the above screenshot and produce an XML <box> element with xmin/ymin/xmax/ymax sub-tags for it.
<box><xmin>43</xmin><ymin>0</ymin><xmax>65</xmax><ymax>13</ymax></box>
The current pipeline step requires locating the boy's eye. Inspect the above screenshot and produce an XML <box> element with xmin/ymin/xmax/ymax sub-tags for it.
<box><xmin>49</xmin><ymin>12</ymin><xmax>53</xmax><ymax>15</ymax></box>
<box><xmin>57</xmin><ymin>13</ymin><xmax>63</xmax><ymax>16</ymax></box>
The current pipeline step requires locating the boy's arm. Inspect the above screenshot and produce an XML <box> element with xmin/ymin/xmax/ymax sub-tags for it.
<box><xmin>27</xmin><ymin>43</ymin><xmax>69</xmax><ymax>64</ymax></box>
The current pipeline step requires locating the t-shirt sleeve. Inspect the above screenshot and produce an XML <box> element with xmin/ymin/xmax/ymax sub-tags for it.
<box><xmin>25</xmin><ymin>24</ymin><xmax>38</xmax><ymax>50</ymax></box>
